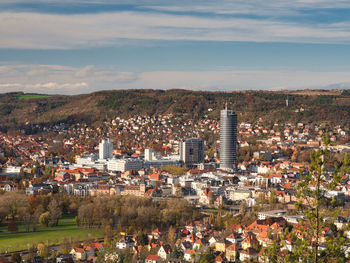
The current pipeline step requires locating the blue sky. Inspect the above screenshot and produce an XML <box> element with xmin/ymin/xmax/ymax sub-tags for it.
<box><xmin>1</xmin><ymin>0</ymin><xmax>350</xmax><ymax>94</ymax></box>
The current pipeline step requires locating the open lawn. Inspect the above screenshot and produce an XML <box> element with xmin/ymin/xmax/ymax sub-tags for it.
<box><xmin>0</xmin><ymin>217</ymin><xmax>102</xmax><ymax>253</ymax></box>
<box><xmin>16</xmin><ymin>94</ymin><xmax>52</xmax><ymax>100</ymax></box>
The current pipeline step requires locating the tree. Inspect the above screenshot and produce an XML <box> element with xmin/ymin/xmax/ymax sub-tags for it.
<box><xmin>266</xmin><ymin>136</ymin><xmax>350</xmax><ymax>262</ymax></box>
<box><xmin>294</xmin><ymin>142</ymin><xmax>348</xmax><ymax>262</ymax></box>
<box><xmin>48</xmin><ymin>199</ymin><xmax>62</xmax><ymax>226</ymax></box>
<box><xmin>37</xmin><ymin>243</ymin><xmax>49</xmax><ymax>258</ymax></box>
<box><xmin>0</xmin><ymin>206</ymin><xmax>9</xmax><ymax>225</ymax></box>
<box><xmin>239</xmin><ymin>201</ymin><xmax>248</xmax><ymax>215</ymax></box>
<box><xmin>170</xmin><ymin>245</ymin><xmax>184</xmax><ymax>259</ymax></box>
<box><xmin>199</xmin><ymin>249</ymin><xmax>215</xmax><ymax>263</ymax></box>
<box><xmin>0</xmin><ymin>192</ymin><xmax>28</xmax><ymax>220</ymax></box>
<box><xmin>268</xmin><ymin>191</ymin><xmax>278</xmax><ymax>204</ymax></box>
<box><xmin>168</xmin><ymin>226</ymin><xmax>176</xmax><ymax>244</ymax></box>
<box><xmin>10</xmin><ymin>253</ymin><xmax>22</xmax><ymax>263</ymax></box>
<box><xmin>162</xmin><ymin>165</ymin><xmax>188</xmax><ymax>176</ymax></box>
<box><xmin>136</xmin><ymin>232</ymin><xmax>148</xmax><ymax>246</ymax></box>
<box><xmin>215</xmin><ymin>212</ymin><xmax>224</xmax><ymax>230</ymax></box>
<box><xmin>39</xmin><ymin>212</ymin><xmax>50</xmax><ymax>227</ymax></box>
<box><xmin>7</xmin><ymin>220</ymin><xmax>18</xmax><ymax>233</ymax></box>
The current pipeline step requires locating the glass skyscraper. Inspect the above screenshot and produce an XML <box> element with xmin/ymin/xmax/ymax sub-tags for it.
<box><xmin>220</xmin><ymin>106</ymin><xmax>237</xmax><ymax>170</ymax></box>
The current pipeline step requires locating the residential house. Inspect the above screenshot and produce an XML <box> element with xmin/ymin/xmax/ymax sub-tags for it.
<box><xmin>181</xmin><ymin>241</ymin><xmax>193</xmax><ymax>252</ymax></box>
<box><xmin>215</xmin><ymin>254</ymin><xmax>225</xmax><ymax>263</ymax></box>
<box><xmin>209</xmin><ymin>236</ymin><xmax>221</xmax><ymax>246</ymax></box>
<box><xmin>199</xmin><ymin>188</ymin><xmax>212</xmax><ymax>205</ymax></box>
<box><xmin>145</xmin><ymin>254</ymin><xmax>161</xmax><ymax>263</ymax></box>
<box><xmin>26</xmin><ymin>184</ymin><xmax>52</xmax><ymax>195</ymax></box>
<box><xmin>158</xmin><ymin>245</ymin><xmax>172</xmax><ymax>260</ymax></box>
<box><xmin>184</xmin><ymin>249</ymin><xmax>195</xmax><ymax>262</ymax></box>
<box><xmin>0</xmin><ymin>182</ymin><xmax>17</xmax><ymax>192</ymax></box>
<box><xmin>215</xmin><ymin>238</ymin><xmax>226</xmax><ymax>253</ymax></box>
<box><xmin>56</xmin><ymin>254</ymin><xmax>74</xmax><ymax>263</ymax></box>
<box><xmin>241</xmin><ymin>232</ymin><xmax>259</xmax><ymax>250</ymax></box>
<box><xmin>239</xmin><ymin>248</ymin><xmax>258</xmax><ymax>262</ymax></box>
<box><xmin>225</xmin><ymin>232</ymin><xmax>242</xmax><ymax>245</ymax></box>
<box><xmin>152</xmin><ymin>228</ymin><xmax>164</xmax><ymax>240</ymax></box>
<box><xmin>116</xmin><ymin>236</ymin><xmax>135</xmax><ymax>249</ymax></box>
<box><xmin>70</xmin><ymin>248</ymin><xmax>86</xmax><ymax>261</ymax></box>
<box><xmin>225</xmin><ymin>244</ymin><xmax>238</xmax><ymax>262</ymax></box>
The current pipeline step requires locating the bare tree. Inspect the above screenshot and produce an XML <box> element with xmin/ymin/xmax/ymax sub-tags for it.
<box><xmin>48</xmin><ymin>199</ymin><xmax>62</xmax><ymax>226</ymax></box>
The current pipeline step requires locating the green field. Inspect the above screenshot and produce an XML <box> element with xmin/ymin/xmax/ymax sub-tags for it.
<box><xmin>16</xmin><ymin>94</ymin><xmax>52</xmax><ymax>100</ymax></box>
<box><xmin>0</xmin><ymin>217</ymin><xmax>102</xmax><ymax>253</ymax></box>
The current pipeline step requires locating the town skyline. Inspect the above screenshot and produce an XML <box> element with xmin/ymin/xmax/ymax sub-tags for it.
<box><xmin>0</xmin><ymin>1</ymin><xmax>349</xmax><ymax>262</ymax></box>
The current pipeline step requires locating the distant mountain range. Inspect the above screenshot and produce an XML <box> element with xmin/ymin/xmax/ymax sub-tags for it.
<box><xmin>0</xmin><ymin>89</ymin><xmax>349</xmax><ymax>133</ymax></box>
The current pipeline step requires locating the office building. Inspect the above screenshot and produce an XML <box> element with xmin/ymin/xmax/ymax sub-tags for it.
<box><xmin>179</xmin><ymin>138</ymin><xmax>204</xmax><ymax>167</ymax></box>
<box><xmin>144</xmin><ymin>148</ymin><xmax>161</xmax><ymax>161</ymax></box>
<box><xmin>99</xmin><ymin>138</ymin><xmax>113</xmax><ymax>160</ymax></box>
<box><xmin>107</xmin><ymin>158</ymin><xmax>143</xmax><ymax>172</ymax></box>
<box><xmin>220</xmin><ymin>105</ymin><xmax>237</xmax><ymax>170</ymax></box>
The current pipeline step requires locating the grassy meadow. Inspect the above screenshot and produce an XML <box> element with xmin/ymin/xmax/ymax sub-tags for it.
<box><xmin>0</xmin><ymin>216</ymin><xmax>102</xmax><ymax>253</ymax></box>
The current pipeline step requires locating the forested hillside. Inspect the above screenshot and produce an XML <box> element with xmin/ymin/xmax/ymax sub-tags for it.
<box><xmin>0</xmin><ymin>89</ymin><xmax>349</xmax><ymax>133</ymax></box>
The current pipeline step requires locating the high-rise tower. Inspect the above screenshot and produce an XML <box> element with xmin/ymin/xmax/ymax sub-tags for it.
<box><xmin>220</xmin><ymin>104</ymin><xmax>237</xmax><ymax>170</ymax></box>
<box><xmin>179</xmin><ymin>138</ymin><xmax>204</xmax><ymax>167</ymax></box>
<box><xmin>99</xmin><ymin>138</ymin><xmax>113</xmax><ymax>160</ymax></box>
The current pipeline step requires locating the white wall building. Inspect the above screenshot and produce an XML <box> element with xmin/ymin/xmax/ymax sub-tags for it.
<box><xmin>76</xmin><ymin>154</ymin><xmax>98</xmax><ymax>165</ymax></box>
<box><xmin>107</xmin><ymin>159</ymin><xmax>143</xmax><ymax>172</ymax></box>
<box><xmin>144</xmin><ymin>148</ymin><xmax>161</xmax><ymax>161</ymax></box>
<box><xmin>99</xmin><ymin>138</ymin><xmax>113</xmax><ymax>160</ymax></box>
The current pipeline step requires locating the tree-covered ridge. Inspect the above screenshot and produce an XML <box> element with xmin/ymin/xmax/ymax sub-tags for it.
<box><xmin>0</xmin><ymin>89</ymin><xmax>349</xmax><ymax>133</ymax></box>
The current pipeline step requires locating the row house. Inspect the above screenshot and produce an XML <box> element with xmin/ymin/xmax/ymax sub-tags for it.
<box><xmin>90</xmin><ymin>184</ymin><xmax>120</xmax><ymax>196</ymax></box>
<box><xmin>26</xmin><ymin>183</ymin><xmax>53</xmax><ymax>195</ymax></box>
<box><xmin>0</xmin><ymin>182</ymin><xmax>17</xmax><ymax>192</ymax></box>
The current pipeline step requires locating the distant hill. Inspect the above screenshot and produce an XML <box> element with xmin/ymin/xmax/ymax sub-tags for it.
<box><xmin>0</xmin><ymin>89</ymin><xmax>349</xmax><ymax>133</ymax></box>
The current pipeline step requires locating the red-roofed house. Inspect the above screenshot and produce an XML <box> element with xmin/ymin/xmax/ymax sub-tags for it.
<box><xmin>239</xmin><ymin>248</ymin><xmax>258</xmax><ymax>262</ymax></box>
<box><xmin>70</xmin><ymin>247</ymin><xmax>87</xmax><ymax>261</ymax></box>
<box><xmin>199</xmin><ymin>188</ymin><xmax>212</xmax><ymax>205</ymax></box>
<box><xmin>226</xmin><ymin>244</ymin><xmax>238</xmax><ymax>261</ymax></box>
<box><xmin>145</xmin><ymin>254</ymin><xmax>160</xmax><ymax>263</ymax></box>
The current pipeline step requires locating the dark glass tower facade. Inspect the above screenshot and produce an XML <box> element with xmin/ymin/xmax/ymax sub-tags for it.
<box><xmin>220</xmin><ymin>108</ymin><xmax>237</xmax><ymax>170</ymax></box>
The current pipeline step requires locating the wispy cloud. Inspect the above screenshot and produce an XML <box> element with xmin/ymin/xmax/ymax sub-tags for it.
<box><xmin>0</xmin><ymin>64</ymin><xmax>138</xmax><ymax>94</ymax></box>
<box><xmin>1</xmin><ymin>10</ymin><xmax>350</xmax><ymax>50</ymax></box>
<box><xmin>1</xmin><ymin>64</ymin><xmax>350</xmax><ymax>94</ymax></box>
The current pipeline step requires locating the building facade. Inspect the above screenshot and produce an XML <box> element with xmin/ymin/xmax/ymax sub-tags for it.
<box><xmin>220</xmin><ymin>106</ymin><xmax>237</xmax><ymax>170</ymax></box>
<box><xmin>107</xmin><ymin>158</ymin><xmax>143</xmax><ymax>172</ymax></box>
<box><xmin>179</xmin><ymin>138</ymin><xmax>204</xmax><ymax>167</ymax></box>
<box><xmin>99</xmin><ymin>138</ymin><xmax>113</xmax><ymax>160</ymax></box>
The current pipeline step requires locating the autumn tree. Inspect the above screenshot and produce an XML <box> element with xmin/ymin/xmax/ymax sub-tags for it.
<box><xmin>168</xmin><ymin>226</ymin><xmax>176</xmax><ymax>244</ymax></box>
<box><xmin>0</xmin><ymin>192</ymin><xmax>28</xmax><ymax>220</ymax></box>
<box><xmin>48</xmin><ymin>198</ymin><xmax>62</xmax><ymax>226</ymax></box>
<box><xmin>265</xmin><ymin>139</ymin><xmax>350</xmax><ymax>262</ymax></box>
<box><xmin>136</xmin><ymin>231</ymin><xmax>149</xmax><ymax>246</ymax></box>
<box><xmin>0</xmin><ymin>206</ymin><xmax>9</xmax><ymax>225</ymax></box>
<box><xmin>7</xmin><ymin>220</ymin><xmax>18</xmax><ymax>233</ymax></box>
<box><xmin>39</xmin><ymin>212</ymin><xmax>50</xmax><ymax>227</ymax></box>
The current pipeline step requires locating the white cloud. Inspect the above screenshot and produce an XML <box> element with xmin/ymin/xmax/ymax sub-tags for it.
<box><xmin>0</xmin><ymin>10</ymin><xmax>350</xmax><ymax>49</ymax></box>
<box><xmin>0</xmin><ymin>82</ymin><xmax>88</xmax><ymax>94</ymax></box>
<box><xmin>146</xmin><ymin>0</ymin><xmax>350</xmax><ymax>15</ymax></box>
<box><xmin>1</xmin><ymin>64</ymin><xmax>350</xmax><ymax>94</ymax></box>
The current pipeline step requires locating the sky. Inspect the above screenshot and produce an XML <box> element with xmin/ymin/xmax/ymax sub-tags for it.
<box><xmin>1</xmin><ymin>0</ymin><xmax>350</xmax><ymax>94</ymax></box>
